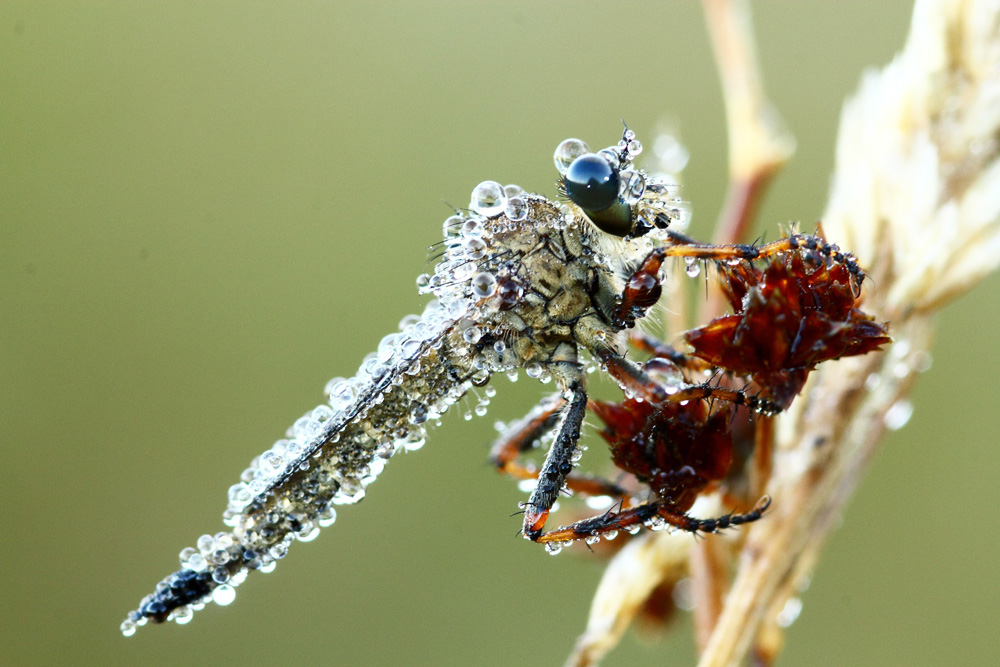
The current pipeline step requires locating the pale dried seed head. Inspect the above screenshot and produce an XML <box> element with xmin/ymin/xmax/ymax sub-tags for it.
<box><xmin>823</xmin><ymin>0</ymin><xmax>1000</xmax><ymax>313</ymax></box>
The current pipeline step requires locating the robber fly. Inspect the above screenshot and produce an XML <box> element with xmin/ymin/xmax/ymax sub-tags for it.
<box><xmin>122</xmin><ymin>128</ymin><xmax>879</xmax><ymax>634</ymax></box>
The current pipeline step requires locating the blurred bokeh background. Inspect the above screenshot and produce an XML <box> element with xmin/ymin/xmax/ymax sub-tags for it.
<box><xmin>3</xmin><ymin>2</ymin><xmax>997</xmax><ymax>665</ymax></box>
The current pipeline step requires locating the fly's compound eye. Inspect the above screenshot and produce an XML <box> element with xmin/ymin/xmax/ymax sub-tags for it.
<box><xmin>563</xmin><ymin>153</ymin><xmax>633</xmax><ymax>237</ymax></box>
<box><xmin>564</xmin><ymin>154</ymin><xmax>620</xmax><ymax>212</ymax></box>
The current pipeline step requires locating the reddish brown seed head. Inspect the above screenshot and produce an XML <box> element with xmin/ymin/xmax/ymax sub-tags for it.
<box><xmin>684</xmin><ymin>250</ymin><xmax>890</xmax><ymax>407</ymax></box>
<box><xmin>590</xmin><ymin>392</ymin><xmax>733</xmax><ymax>512</ymax></box>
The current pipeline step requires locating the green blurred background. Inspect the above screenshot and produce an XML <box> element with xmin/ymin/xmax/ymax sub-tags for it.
<box><xmin>3</xmin><ymin>2</ymin><xmax>997</xmax><ymax>665</ymax></box>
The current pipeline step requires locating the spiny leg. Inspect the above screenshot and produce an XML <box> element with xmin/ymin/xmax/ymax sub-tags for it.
<box><xmin>662</xmin><ymin>230</ymin><xmax>865</xmax><ymax>295</ymax></box>
<box><xmin>489</xmin><ymin>393</ymin><xmax>564</xmax><ymax>481</ymax></box>
<box><xmin>535</xmin><ymin>496</ymin><xmax>773</xmax><ymax>544</ymax></box>
<box><xmin>613</xmin><ymin>232</ymin><xmax>865</xmax><ymax>331</ymax></box>
<box><xmin>488</xmin><ymin>393</ymin><xmax>626</xmax><ymax>498</ymax></box>
<box><xmin>627</xmin><ymin>331</ymin><xmax>714</xmax><ymax>373</ymax></box>
<box><xmin>596</xmin><ymin>348</ymin><xmax>781</xmax><ymax>416</ymax></box>
<box><xmin>521</xmin><ymin>351</ymin><xmax>590</xmax><ymax>542</ymax></box>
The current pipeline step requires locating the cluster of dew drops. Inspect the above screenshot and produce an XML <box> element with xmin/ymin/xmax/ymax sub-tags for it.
<box><xmin>122</xmin><ymin>171</ymin><xmax>560</xmax><ymax>636</ymax></box>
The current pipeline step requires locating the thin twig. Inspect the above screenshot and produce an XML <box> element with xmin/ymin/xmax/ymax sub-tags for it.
<box><xmin>694</xmin><ymin>0</ymin><xmax>794</xmax><ymax>648</ymax></box>
<box><xmin>701</xmin><ymin>0</ymin><xmax>795</xmax><ymax>248</ymax></box>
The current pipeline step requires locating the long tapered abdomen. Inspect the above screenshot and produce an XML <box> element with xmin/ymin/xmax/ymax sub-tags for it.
<box><xmin>122</xmin><ymin>301</ymin><xmax>474</xmax><ymax>634</ymax></box>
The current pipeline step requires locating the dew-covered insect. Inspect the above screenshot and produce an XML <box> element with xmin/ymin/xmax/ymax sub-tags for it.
<box><xmin>122</xmin><ymin>128</ymin><xmax>885</xmax><ymax>635</ymax></box>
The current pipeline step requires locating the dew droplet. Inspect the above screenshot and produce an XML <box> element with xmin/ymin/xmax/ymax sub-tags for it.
<box><xmin>544</xmin><ymin>542</ymin><xmax>563</xmax><ymax>555</ymax></box>
<box><xmin>173</xmin><ymin>606</ymin><xmax>193</xmax><ymax>625</ymax></box>
<box><xmin>670</xmin><ymin>201</ymin><xmax>693</xmax><ymax>230</ymax></box>
<box><xmin>503</xmin><ymin>183</ymin><xmax>524</xmax><ymax>198</ymax></box>
<box><xmin>884</xmin><ymin>400</ymin><xmax>914</xmax><ymax>431</ymax></box>
<box><xmin>620</xmin><ymin>170</ymin><xmax>646</xmax><ymax>204</ymax></box>
<box><xmin>197</xmin><ymin>534</ymin><xmax>216</xmax><ymax>554</ymax></box>
<box><xmin>323</xmin><ymin>376</ymin><xmax>346</xmax><ymax>398</ymax></box>
<box><xmin>409</xmin><ymin>403</ymin><xmax>428</xmax><ymax>425</ymax></box>
<box><xmin>597</xmin><ymin>147</ymin><xmax>620</xmax><ymax>167</ymax></box>
<box><xmin>461</xmin><ymin>218</ymin><xmax>483</xmax><ymax>237</ymax></box>
<box><xmin>296</xmin><ymin>524</ymin><xmax>321</xmax><ymax>542</ymax></box>
<box><xmin>452</xmin><ymin>260</ymin><xmax>477</xmax><ymax>282</ymax></box>
<box><xmin>553</xmin><ymin>138</ymin><xmax>591</xmax><ymax>174</ymax></box>
<box><xmin>331</xmin><ymin>481</ymin><xmax>365</xmax><ymax>505</ymax></box>
<box><xmin>329</xmin><ymin>380</ymin><xmax>357</xmax><ymax>410</ymax></box>
<box><xmin>228</xmin><ymin>483</ymin><xmax>253</xmax><ymax>510</ymax></box>
<box><xmin>185</xmin><ymin>552</ymin><xmax>207</xmax><ymax>572</ymax></box>
<box><xmin>470</xmin><ymin>181</ymin><xmax>507</xmax><ymax>217</ymax></box>
<box><xmin>293</xmin><ymin>417</ymin><xmax>323</xmax><ymax>442</ymax></box>
<box><xmin>318</xmin><ymin>506</ymin><xmax>337</xmax><ymax>527</ymax></box>
<box><xmin>399</xmin><ymin>337</ymin><xmax>422</xmax><ymax>360</ymax></box>
<box><xmin>505</xmin><ymin>196</ymin><xmax>528</xmax><ymax>221</ymax></box>
<box><xmin>472</xmin><ymin>353</ymin><xmax>488</xmax><ymax>370</ymax></box>
<box><xmin>464</xmin><ymin>237</ymin><xmax>488</xmax><ymax>260</ymax></box>
<box><xmin>284</xmin><ymin>439</ymin><xmax>303</xmax><ymax>461</ymax></box>
<box><xmin>525</xmin><ymin>362</ymin><xmax>543</xmax><ymax>378</ymax></box>
<box><xmin>398</xmin><ymin>314</ymin><xmax>421</xmax><ymax>330</ymax></box>
<box><xmin>311</xmin><ymin>404</ymin><xmax>334</xmax><ymax>422</ymax></box>
<box><xmin>685</xmin><ymin>261</ymin><xmax>701</xmax><ymax>277</ymax></box>
<box><xmin>212</xmin><ymin>585</ymin><xmax>236</xmax><ymax>606</ymax></box>
<box><xmin>776</xmin><ymin>596</ymin><xmax>803</xmax><ymax>628</ymax></box>
<box><xmin>442</xmin><ymin>214</ymin><xmax>464</xmax><ymax>238</ymax></box>
<box><xmin>121</xmin><ymin>619</ymin><xmax>137</xmax><ymax>637</ymax></box>
<box><xmin>471</xmin><ymin>272</ymin><xmax>498</xmax><ymax>298</ymax></box>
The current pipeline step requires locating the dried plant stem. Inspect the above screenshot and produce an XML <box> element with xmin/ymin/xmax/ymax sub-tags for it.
<box><xmin>701</xmin><ymin>0</ymin><xmax>794</xmax><ymax>247</ymax></box>
<box><xmin>689</xmin><ymin>535</ymin><xmax>729</xmax><ymax>654</ymax></box>
<box><xmin>750</xmin><ymin>416</ymin><xmax>774</xmax><ymax>503</ymax></box>
<box><xmin>698</xmin><ymin>317</ymin><xmax>931</xmax><ymax>667</ymax></box>
<box><xmin>694</xmin><ymin>0</ymin><xmax>794</xmax><ymax>649</ymax></box>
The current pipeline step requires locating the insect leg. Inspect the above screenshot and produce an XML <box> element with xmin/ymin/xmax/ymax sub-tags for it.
<box><xmin>521</xmin><ymin>350</ymin><xmax>588</xmax><ymax>541</ymax></box>
<box><xmin>612</xmin><ymin>247</ymin><xmax>668</xmax><ymax>330</ymax></box>
<box><xmin>614</xmin><ymin>232</ymin><xmax>866</xmax><ymax>331</ymax></box>
<box><xmin>534</xmin><ymin>496</ymin><xmax>772</xmax><ymax>544</ymax></box>
<box><xmin>627</xmin><ymin>330</ymin><xmax>713</xmax><ymax>373</ymax></box>
<box><xmin>489</xmin><ymin>393</ymin><xmax>565</xmax><ymax>482</ymax></box>
<box><xmin>490</xmin><ymin>393</ymin><xmax>628</xmax><ymax>500</ymax></box>
<box><xmin>590</xmin><ymin>347</ymin><xmax>778</xmax><ymax>415</ymax></box>
<box><xmin>662</xmin><ymin>231</ymin><xmax>865</xmax><ymax>295</ymax></box>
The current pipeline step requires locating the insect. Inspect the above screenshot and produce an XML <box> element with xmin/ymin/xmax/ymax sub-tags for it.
<box><xmin>122</xmin><ymin>128</ymin><xmax>887</xmax><ymax>635</ymax></box>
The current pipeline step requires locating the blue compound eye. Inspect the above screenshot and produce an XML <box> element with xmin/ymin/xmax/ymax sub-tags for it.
<box><xmin>564</xmin><ymin>154</ymin><xmax>620</xmax><ymax>212</ymax></box>
<box><xmin>562</xmin><ymin>152</ymin><xmax>634</xmax><ymax>237</ymax></box>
